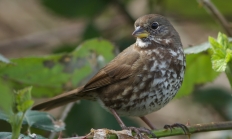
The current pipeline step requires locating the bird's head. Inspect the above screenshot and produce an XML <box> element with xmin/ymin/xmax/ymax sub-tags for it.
<box><xmin>132</xmin><ymin>14</ymin><xmax>181</xmax><ymax>48</ymax></box>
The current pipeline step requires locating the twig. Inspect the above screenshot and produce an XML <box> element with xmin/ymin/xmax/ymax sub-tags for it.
<box><xmin>59</xmin><ymin>121</ymin><xmax>232</xmax><ymax>139</ymax></box>
<box><xmin>49</xmin><ymin>103</ymin><xmax>75</xmax><ymax>139</ymax></box>
<box><xmin>198</xmin><ymin>0</ymin><xmax>232</xmax><ymax>36</ymax></box>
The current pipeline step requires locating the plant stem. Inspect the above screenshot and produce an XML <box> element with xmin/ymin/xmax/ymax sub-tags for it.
<box><xmin>11</xmin><ymin>113</ymin><xmax>25</xmax><ymax>139</ymax></box>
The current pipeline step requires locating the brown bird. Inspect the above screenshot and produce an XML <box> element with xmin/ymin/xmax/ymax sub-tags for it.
<box><xmin>32</xmin><ymin>14</ymin><xmax>186</xmax><ymax>138</ymax></box>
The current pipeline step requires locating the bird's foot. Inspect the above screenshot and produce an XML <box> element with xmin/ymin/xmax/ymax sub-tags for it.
<box><xmin>164</xmin><ymin>123</ymin><xmax>189</xmax><ymax>135</ymax></box>
<box><xmin>123</xmin><ymin>126</ymin><xmax>156</xmax><ymax>139</ymax></box>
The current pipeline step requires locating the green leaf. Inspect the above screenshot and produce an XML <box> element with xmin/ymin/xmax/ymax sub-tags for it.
<box><xmin>0</xmin><ymin>132</ymin><xmax>46</xmax><ymax>139</ymax></box>
<box><xmin>217</xmin><ymin>32</ymin><xmax>229</xmax><ymax>49</ymax></box>
<box><xmin>225</xmin><ymin>49</ymin><xmax>232</xmax><ymax>63</ymax></box>
<box><xmin>0</xmin><ymin>110</ymin><xmax>64</xmax><ymax>132</ymax></box>
<box><xmin>0</xmin><ymin>79</ymin><xmax>13</xmax><ymax>115</ymax></box>
<box><xmin>209</xmin><ymin>33</ymin><xmax>232</xmax><ymax>72</ymax></box>
<box><xmin>15</xmin><ymin>87</ymin><xmax>34</xmax><ymax>113</ymax></box>
<box><xmin>176</xmin><ymin>53</ymin><xmax>220</xmax><ymax>98</ymax></box>
<box><xmin>0</xmin><ymin>54</ymin><xmax>10</xmax><ymax>64</ymax></box>
<box><xmin>209</xmin><ymin>36</ymin><xmax>222</xmax><ymax>51</ymax></box>
<box><xmin>212</xmin><ymin>58</ymin><xmax>227</xmax><ymax>72</ymax></box>
<box><xmin>0</xmin><ymin>38</ymin><xmax>115</xmax><ymax>97</ymax></box>
<box><xmin>25</xmin><ymin>110</ymin><xmax>65</xmax><ymax>132</ymax></box>
<box><xmin>184</xmin><ymin>42</ymin><xmax>211</xmax><ymax>54</ymax></box>
<box><xmin>0</xmin><ymin>110</ymin><xmax>11</xmax><ymax>123</ymax></box>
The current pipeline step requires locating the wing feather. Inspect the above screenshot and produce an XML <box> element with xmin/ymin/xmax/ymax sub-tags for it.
<box><xmin>83</xmin><ymin>44</ymin><xmax>139</xmax><ymax>91</ymax></box>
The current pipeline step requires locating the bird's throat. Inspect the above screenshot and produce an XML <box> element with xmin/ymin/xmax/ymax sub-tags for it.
<box><xmin>136</xmin><ymin>38</ymin><xmax>151</xmax><ymax>48</ymax></box>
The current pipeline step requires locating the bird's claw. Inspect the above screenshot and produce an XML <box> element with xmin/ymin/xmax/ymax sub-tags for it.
<box><xmin>124</xmin><ymin>126</ymin><xmax>156</xmax><ymax>139</ymax></box>
<box><xmin>164</xmin><ymin>123</ymin><xmax>189</xmax><ymax>135</ymax></box>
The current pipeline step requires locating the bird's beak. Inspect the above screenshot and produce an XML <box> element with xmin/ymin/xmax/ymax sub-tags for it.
<box><xmin>132</xmin><ymin>26</ymin><xmax>149</xmax><ymax>38</ymax></box>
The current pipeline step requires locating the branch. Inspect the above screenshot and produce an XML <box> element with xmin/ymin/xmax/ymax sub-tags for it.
<box><xmin>49</xmin><ymin>103</ymin><xmax>74</xmax><ymax>139</ymax></box>
<box><xmin>59</xmin><ymin>121</ymin><xmax>232</xmax><ymax>139</ymax></box>
<box><xmin>198</xmin><ymin>0</ymin><xmax>232</xmax><ymax>36</ymax></box>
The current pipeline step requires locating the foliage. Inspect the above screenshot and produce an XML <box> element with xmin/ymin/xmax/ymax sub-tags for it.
<box><xmin>176</xmin><ymin>33</ymin><xmax>232</xmax><ymax>98</ymax></box>
<box><xmin>0</xmin><ymin>38</ymin><xmax>115</xmax><ymax>98</ymax></box>
<box><xmin>0</xmin><ymin>38</ymin><xmax>115</xmax><ymax>138</ymax></box>
<box><xmin>176</xmin><ymin>52</ymin><xmax>220</xmax><ymax>98</ymax></box>
<box><xmin>0</xmin><ymin>87</ymin><xmax>60</xmax><ymax>139</ymax></box>
<box><xmin>209</xmin><ymin>32</ymin><xmax>232</xmax><ymax>87</ymax></box>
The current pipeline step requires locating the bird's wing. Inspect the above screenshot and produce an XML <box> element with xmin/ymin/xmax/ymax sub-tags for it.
<box><xmin>83</xmin><ymin>44</ymin><xmax>140</xmax><ymax>91</ymax></box>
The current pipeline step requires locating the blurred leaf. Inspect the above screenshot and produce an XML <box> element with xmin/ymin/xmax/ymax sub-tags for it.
<box><xmin>15</xmin><ymin>87</ymin><xmax>34</xmax><ymax>113</ymax></box>
<box><xmin>117</xmin><ymin>38</ymin><xmax>135</xmax><ymax>52</ymax></box>
<box><xmin>184</xmin><ymin>42</ymin><xmax>211</xmax><ymax>54</ymax></box>
<box><xmin>25</xmin><ymin>110</ymin><xmax>65</xmax><ymax>132</ymax></box>
<box><xmin>176</xmin><ymin>53</ymin><xmax>220</xmax><ymax>98</ymax></box>
<box><xmin>0</xmin><ymin>110</ymin><xmax>64</xmax><ymax>132</ymax></box>
<box><xmin>193</xmin><ymin>88</ymin><xmax>232</xmax><ymax>120</ymax></box>
<box><xmin>0</xmin><ymin>132</ymin><xmax>46</xmax><ymax>139</ymax></box>
<box><xmin>0</xmin><ymin>54</ymin><xmax>10</xmax><ymax>64</ymax></box>
<box><xmin>0</xmin><ymin>79</ymin><xmax>13</xmax><ymax>115</ymax></box>
<box><xmin>82</xmin><ymin>23</ymin><xmax>101</xmax><ymax>40</ymax></box>
<box><xmin>0</xmin><ymin>38</ymin><xmax>115</xmax><ymax>97</ymax></box>
<box><xmin>41</xmin><ymin>0</ymin><xmax>109</xmax><ymax>18</ymax></box>
<box><xmin>65</xmin><ymin>100</ymin><xmax>139</xmax><ymax>136</ymax></box>
<box><xmin>52</xmin><ymin>43</ymin><xmax>77</xmax><ymax>54</ymax></box>
<box><xmin>217</xmin><ymin>32</ymin><xmax>229</xmax><ymax>49</ymax></box>
<box><xmin>0</xmin><ymin>111</ymin><xmax>11</xmax><ymax>123</ymax></box>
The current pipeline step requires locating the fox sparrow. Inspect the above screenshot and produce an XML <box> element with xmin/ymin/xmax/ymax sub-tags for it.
<box><xmin>33</xmin><ymin>14</ymin><xmax>186</xmax><ymax>138</ymax></box>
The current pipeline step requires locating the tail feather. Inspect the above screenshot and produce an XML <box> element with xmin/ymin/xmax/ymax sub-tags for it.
<box><xmin>32</xmin><ymin>87</ymin><xmax>84</xmax><ymax>111</ymax></box>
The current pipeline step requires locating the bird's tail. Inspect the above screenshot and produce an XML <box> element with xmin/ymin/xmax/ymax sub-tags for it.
<box><xmin>32</xmin><ymin>87</ymin><xmax>86</xmax><ymax>111</ymax></box>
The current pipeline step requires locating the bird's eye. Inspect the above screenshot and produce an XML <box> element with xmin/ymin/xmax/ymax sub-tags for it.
<box><xmin>151</xmin><ymin>22</ymin><xmax>159</xmax><ymax>30</ymax></box>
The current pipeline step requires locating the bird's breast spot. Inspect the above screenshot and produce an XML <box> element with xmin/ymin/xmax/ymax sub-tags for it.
<box><xmin>172</xmin><ymin>72</ymin><xmax>177</xmax><ymax>78</ymax></box>
<box><xmin>164</xmin><ymin>81</ymin><xmax>168</xmax><ymax>88</ymax></box>
<box><xmin>161</xmin><ymin>69</ymin><xmax>166</xmax><ymax>76</ymax></box>
<box><xmin>151</xmin><ymin>38</ymin><xmax>172</xmax><ymax>45</ymax></box>
<box><xmin>143</xmin><ymin>65</ymin><xmax>148</xmax><ymax>70</ymax></box>
<box><xmin>139</xmin><ymin>82</ymin><xmax>145</xmax><ymax>89</ymax></box>
<box><xmin>144</xmin><ymin>50</ymin><xmax>152</xmax><ymax>55</ymax></box>
<box><xmin>169</xmin><ymin>49</ymin><xmax>177</xmax><ymax>56</ymax></box>
<box><xmin>122</xmin><ymin>87</ymin><xmax>132</xmax><ymax>96</ymax></box>
<box><xmin>159</xmin><ymin>61</ymin><xmax>168</xmax><ymax>69</ymax></box>
<box><xmin>139</xmin><ymin>92</ymin><xmax>147</xmax><ymax>98</ymax></box>
<box><xmin>133</xmin><ymin>87</ymin><xmax>139</xmax><ymax>93</ymax></box>
<box><xmin>142</xmin><ymin>76</ymin><xmax>148</xmax><ymax>81</ymax></box>
<box><xmin>147</xmin><ymin>74</ymin><xmax>152</xmax><ymax>78</ymax></box>
<box><xmin>151</xmin><ymin>77</ymin><xmax>166</xmax><ymax>86</ymax></box>
<box><xmin>150</xmin><ymin>61</ymin><xmax>159</xmax><ymax>71</ymax></box>
<box><xmin>177</xmin><ymin>54</ymin><xmax>184</xmax><ymax>61</ymax></box>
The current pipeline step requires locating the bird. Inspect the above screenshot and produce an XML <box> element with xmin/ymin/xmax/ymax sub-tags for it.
<box><xmin>32</xmin><ymin>14</ymin><xmax>186</xmax><ymax>138</ymax></box>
